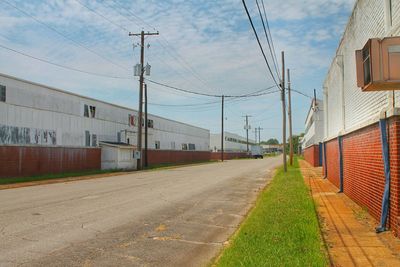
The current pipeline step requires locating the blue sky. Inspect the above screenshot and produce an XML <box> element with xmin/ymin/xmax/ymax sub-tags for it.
<box><xmin>0</xmin><ymin>0</ymin><xmax>355</xmax><ymax>142</ymax></box>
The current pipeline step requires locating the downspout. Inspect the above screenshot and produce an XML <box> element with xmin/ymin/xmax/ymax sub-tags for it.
<box><xmin>376</xmin><ymin>110</ymin><xmax>391</xmax><ymax>233</ymax></box>
<box><xmin>336</xmin><ymin>55</ymin><xmax>346</xmax><ymax>130</ymax></box>
<box><xmin>323</xmin><ymin>86</ymin><xmax>328</xmax><ymax>179</ymax></box>
<box><xmin>338</xmin><ymin>135</ymin><xmax>344</xmax><ymax>193</ymax></box>
<box><xmin>323</xmin><ymin>141</ymin><xmax>327</xmax><ymax>178</ymax></box>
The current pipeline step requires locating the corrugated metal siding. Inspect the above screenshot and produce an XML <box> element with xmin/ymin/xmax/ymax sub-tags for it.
<box><xmin>0</xmin><ymin>74</ymin><xmax>210</xmax><ymax>150</ymax></box>
<box><xmin>343</xmin><ymin>0</ymin><xmax>387</xmax><ymax>129</ymax></box>
<box><xmin>325</xmin><ymin>62</ymin><xmax>343</xmax><ymax>137</ymax></box>
<box><xmin>391</xmin><ymin>0</ymin><xmax>400</xmax><ymax>28</ymax></box>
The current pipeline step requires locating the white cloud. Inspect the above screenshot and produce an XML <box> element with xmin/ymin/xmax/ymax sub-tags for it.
<box><xmin>0</xmin><ymin>0</ymin><xmax>355</xmax><ymax>139</ymax></box>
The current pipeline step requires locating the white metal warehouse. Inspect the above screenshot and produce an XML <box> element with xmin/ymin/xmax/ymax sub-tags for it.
<box><xmin>0</xmin><ymin>73</ymin><xmax>210</xmax><ymax>151</ymax></box>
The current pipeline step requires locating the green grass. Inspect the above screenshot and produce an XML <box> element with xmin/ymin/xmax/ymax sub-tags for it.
<box><xmin>216</xmin><ymin>157</ymin><xmax>329</xmax><ymax>267</ymax></box>
<box><xmin>0</xmin><ymin>169</ymin><xmax>123</xmax><ymax>185</ymax></box>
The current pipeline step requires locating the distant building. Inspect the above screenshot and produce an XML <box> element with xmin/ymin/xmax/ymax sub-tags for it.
<box><xmin>210</xmin><ymin>132</ymin><xmax>255</xmax><ymax>152</ymax></box>
<box><xmin>261</xmin><ymin>144</ymin><xmax>282</xmax><ymax>154</ymax></box>
<box><xmin>302</xmin><ymin>99</ymin><xmax>324</xmax><ymax>167</ymax></box>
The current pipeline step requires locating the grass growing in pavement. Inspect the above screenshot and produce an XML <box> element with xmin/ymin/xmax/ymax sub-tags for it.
<box><xmin>216</xmin><ymin>157</ymin><xmax>329</xmax><ymax>267</ymax></box>
<box><xmin>0</xmin><ymin>169</ymin><xmax>123</xmax><ymax>185</ymax></box>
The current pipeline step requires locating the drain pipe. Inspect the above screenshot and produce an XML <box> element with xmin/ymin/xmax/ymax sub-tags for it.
<box><xmin>376</xmin><ymin>110</ymin><xmax>391</xmax><ymax>233</ymax></box>
<box><xmin>338</xmin><ymin>135</ymin><xmax>344</xmax><ymax>193</ymax></box>
<box><xmin>323</xmin><ymin>141</ymin><xmax>327</xmax><ymax>178</ymax></box>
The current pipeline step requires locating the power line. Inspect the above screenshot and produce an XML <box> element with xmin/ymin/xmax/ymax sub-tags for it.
<box><xmin>261</xmin><ymin>0</ymin><xmax>280</xmax><ymax>80</ymax></box>
<box><xmin>145</xmin><ymin>78</ymin><xmax>278</xmax><ymax>98</ymax></box>
<box><xmin>291</xmin><ymin>88</ymin><xmax>313</xmax><ymax>99</ymax></box>
<box><xmin>241</xmin><ymin>0</ymin><xmax>280</xmax><ymax>88</ymax></box>
<box><xmin>74</xmin><ymin>0</ymin><xmax>129</xmax><ymax>33</ymax></box>
<box><xmin>0</xmin><ymin>43</ymin><xmax>132</xmax><ymax>79</ymax></box>
<box><xmin>148</xmin><ymin>100</ymin><xmax>220</xmax><ymax>107</ymax></box>
<box><xmin>0</xmin><ymin>0</ymin><xmax>130</xmax><ymax>71</ymax></box>
<box><xmin>100</xmin><ymin>0</ymin><xmax>217</xmax><ymax>91</ymax></box>
<box><xmin>255</xmin><ymin>0</ymin><xmax>280</xmax><ymax>80</ymax></box>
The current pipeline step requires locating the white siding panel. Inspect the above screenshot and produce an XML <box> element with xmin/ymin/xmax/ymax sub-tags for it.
<box><xmin>324</xmin><ymin>0</ymin><xmax>400</xmax><ymax>139</ymax></box>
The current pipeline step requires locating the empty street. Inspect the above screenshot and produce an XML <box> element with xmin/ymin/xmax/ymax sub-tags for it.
<box><xmin>0</xmin><ymin>157</ymin><xmax>280</xmax><ymax>266</ymax></box>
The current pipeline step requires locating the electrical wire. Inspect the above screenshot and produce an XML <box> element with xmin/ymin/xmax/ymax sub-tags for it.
<box><xmin>255</xmin><ymin>0</ymin><xmax>280</xmax><ymax>80</ymax></box>
<box><xmin>261</xmin><ymin>0</ymin><xmax>280</xmax><ymax>80</ymax></box>
<box><xmin>145</xmin><ymin>78</ymin><xmax>278</xmax><ymax>98</ymax></box>
<box><xmin>74</xmin><ymin>0</ymin><xmax>129</xmax><ymax>33</ymax></box>
<box><xmin>106</xmin><ymin>0</ymin><xmax>218</xmax><ymax>92</ymax></box>
<box><xmin>241</xmin><ymin>0</ymin><xmax>280</xmax><ymax>88</ymax></box>
<box><xmin>290</xmin><ymin>88</ymin><xmax>313</xmax><ymax>99</ymax></box>
<box><xmin>148</xmin><ymin>100</ymin><xmax>220</xmax><ymax>107</ymax></box>
<box><xmin>0</xmin><ymin>43</ymin><xmax>132</xmax><ymax>79</ymax></box>
<box><xmin>0</xmin><ymin>0</ymin><xmax>130</xmax><ymax>71</ymax></box>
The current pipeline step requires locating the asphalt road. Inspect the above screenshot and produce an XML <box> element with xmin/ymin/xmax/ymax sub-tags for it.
<box><xmin>0</xmin><ymin>157</ymin><xmax>281</xmax><ymax>267</ymax></box>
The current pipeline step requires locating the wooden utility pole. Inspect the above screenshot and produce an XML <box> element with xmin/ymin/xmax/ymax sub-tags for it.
<box><xmin>258</xmin><ymin>127</ymin><xmax>264</xmax><ymax>144</ymax></box>
<box><xmin>288</xmin><ymin>69</ymin><xmax>293</xmax><ymax>166</ymax></box>
<box><xmin>254</xmin><ymin>128</ymin><xmax>258</xmax><ymax>145</ymax></box>
<box><xmin>129</xmin><ymin>31</ymin><xmax>158</xmax><ymax>170</ymax></box>
<box><xmin>144</xmin><ymin>83</ymin><xmax>148</xmax><ymax>167</ymax></box>
<box><xmin>221</xmin><ymin>95</ymin><xmax>224</xmax><ymax>162</ymax></box>
<box><xmin>243</xmin><ymin>115</ymin><xmax>252</xmax><ymax>152</ymax></box>
<box><xmin>281</xmin><ymin>51</ymin><xmax>287</xmax><ymax>172</ymax></box>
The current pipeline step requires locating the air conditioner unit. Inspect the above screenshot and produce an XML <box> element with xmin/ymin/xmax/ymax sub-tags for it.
<box><xmin>355</xmin><ymin>37</ymin><xmax>400</xmax><ymax>91</ymax></box>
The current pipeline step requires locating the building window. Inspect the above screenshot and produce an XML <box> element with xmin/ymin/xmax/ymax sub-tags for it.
<box><xmin>84</xmin><ymin>104</ymin><xmax>89</xmax><ymax>117</ymax></box>
<box><xmin>92</xmin><ymin>134</ymin><xmax>97</xmax><ymax>147</ymax></box>
<box><xmin>188</xmin><ymin>143</ymin><xmax>196</xmax><ymax>151</ymax></box>
<box><xmin>148</xmin><ymin>119</ymin><xmax>154</xmax><ymax>128</ymax></box>
<box><xmin>0</xmin><ymin>85</ymin><xmax>6</xmax><ymax>102</ymax></box>
<box><xmin>182</xmin><ymin>143</ymin><xmax>188</xmax><ymax>150</ymax></box>
<box><xmin>84</xmin><ymin>105</ymin><xmax>96</xmax><ymax>118</ymax></box>
<box><xmin>128</xmin><ymin>114</ymin><xmax>136</xmax><ymax>126</ymax></box>
<box><xmin>155</xmin><ymin>140</ymin><xmax>160</xmax><ymax>149</ymax></box>
<box><xmin>89</xmin><ymin>106</ymin><xmax>96</xmax><ymax>118</ymax></box>
<box><xmin>85</xmin><ymin>131</ymin><xmax>90</xmax><ymax>146</ymax></box>
<box><xmin>171</xmin><ymin>142</ymin><xmax>176</xmax><ymax>150</ymax></box>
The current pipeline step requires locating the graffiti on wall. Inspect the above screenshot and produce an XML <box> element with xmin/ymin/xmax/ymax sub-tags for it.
<box><xmin>0</xmin><ymin>124</ymin><xmax>57</xmax><ymax>145</ymax></box>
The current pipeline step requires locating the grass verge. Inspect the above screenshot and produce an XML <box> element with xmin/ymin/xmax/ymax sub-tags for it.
<box><xmin>215</xmin><ymin>157</ymin><xmax>329</xmax><ymax>267</ymax></box>
<box><xmin>0</xmin><ymin>169</ymin><xmax>123</xmax><ymax>185</ymax></box>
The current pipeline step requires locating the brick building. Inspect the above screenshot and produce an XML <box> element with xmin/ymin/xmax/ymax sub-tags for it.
<box><xmin>322</xmin><ymin>0</ymin><xmax>400</xmax><ymax>236</ymax></box>
<box><xmin>302</xmin><ymin>99</ymin><xmax>324</xmax><ymax>167</ymax></box>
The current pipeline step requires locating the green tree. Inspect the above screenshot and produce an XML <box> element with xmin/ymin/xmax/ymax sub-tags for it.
<box><xmin>261</xmin><ymin>138</ymin><xmax>279</xmax><ymax>145</ymax></box>
<box><xmin>286</xmin><ymin>134</ymin><xmax>304</xmax><ymax>154</ymax></box>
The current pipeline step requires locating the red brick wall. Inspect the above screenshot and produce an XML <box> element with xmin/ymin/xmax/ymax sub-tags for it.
<box><xmin>210</xmin><ymin>152</ymin><xmax>249</xmax><ymax>160</ymax></box>
<box><xmin>146</xmin><ymin>150</ymin><xmax>211</xmax><ymax>165</ymax></box>
<box><xmin>146</xmin><ymin>150</ymin><xmax>249</xmax><ymax>165</ymax></box>
<box><xmin>388</xmin><ymin>117</ymin><xmax>400</xmax><ymax>236</ymax></box>
<box><xmin>342</xmin><ymin>123</ymin><xmax>384</xmax><ymax>222</ymax></box>
<box><xmin>0</xmin><ymin>146</ymin><xmax>101</xmax><ymax>178</ymax></box>
<box><xmin>304</xmin><ymin>145</ymin><xmax>320</xmax><ymax>167</ymax></box>
<box><xmin>324</xmin><ymin>117</ymin><xmax>400</xmax><ymax>236</ymax></box>
<box><xmin>325</xmin><ymin>138</ymin><xmax>340</xmax><ymax>189</ymax></box>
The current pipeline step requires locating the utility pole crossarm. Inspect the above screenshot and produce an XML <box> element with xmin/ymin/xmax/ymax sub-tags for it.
<box><xmin>129</xmin><ymin>31</ymin><xmax>159</xmax><ymax>37</ymax></box>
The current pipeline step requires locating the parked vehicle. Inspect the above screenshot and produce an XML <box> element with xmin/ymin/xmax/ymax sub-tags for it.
<box><xmin>251</xmin><ymin>145</ymin><xmax>264</xmax><ymax>159</ymax></box>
